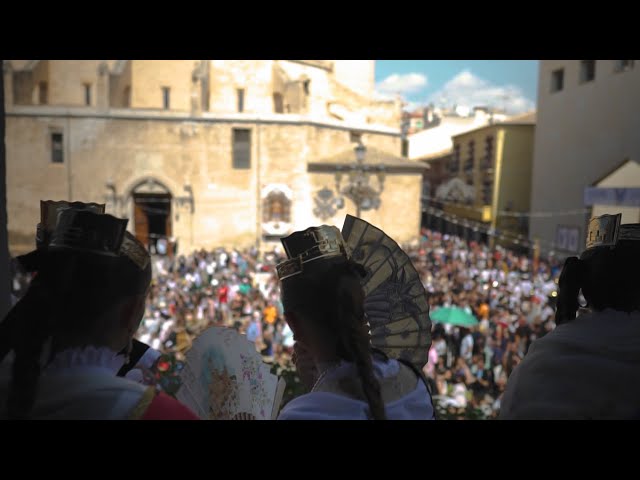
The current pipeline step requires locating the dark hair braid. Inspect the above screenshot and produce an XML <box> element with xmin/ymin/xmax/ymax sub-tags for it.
<box><xmin>282</xmin><ymin>258</ymin><xmax>387</xmax><ymax>420</ymax></box>
<box><xmin>4</xmin><ymin>263</ymin><xmax>67</xmax><ymax>418</ymax></box>
<box><xmin>332</xmin><ymin>261</ymin><xmax>386</xmax><ymax>420</ymax></box>
<box><xmin>555</xmin><ymin>256</ymin><xmax>585</xmax><ymax>326</ymax></box>
<box><xmin>8</xmin><ymin>289</ymin><xmax>53</xmax><ymax>418</ymax></box>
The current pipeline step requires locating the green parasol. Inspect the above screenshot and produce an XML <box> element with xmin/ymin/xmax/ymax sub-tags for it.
<box><xmin>431</xmin><ymin>307</ymin><xmax>479</xmax><ymax>327</ymax></box>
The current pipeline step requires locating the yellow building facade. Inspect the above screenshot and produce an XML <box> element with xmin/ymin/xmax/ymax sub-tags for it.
<box><xmin>435</xmin><ymin>113</ymin><xmax>535</xmax><ymax>245</ymax></box>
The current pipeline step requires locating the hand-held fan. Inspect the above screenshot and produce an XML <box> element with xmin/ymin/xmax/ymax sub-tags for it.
<box><xmin>175</xmin><ymin>327</ymin><xmax>286</xmax><ymax>420</ymax></box>
<box><xmin>341</xmin><ymin>214</ymin><xmax>432</xmax><ymax>370</ymax></box>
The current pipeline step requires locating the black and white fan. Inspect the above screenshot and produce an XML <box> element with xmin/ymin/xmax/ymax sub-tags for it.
<box><xmin>342</xmin><ymin>215</ymin><xmax>432</xmax><ymax>370</ymax></box>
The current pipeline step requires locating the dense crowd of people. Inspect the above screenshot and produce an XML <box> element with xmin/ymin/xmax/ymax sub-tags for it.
<box><xmin>9</xmin><ymin>227</ymin><xmax>564</xmax><ymax>418</ymax></box>
<box><xmin>134</xmin><ymin>246</ymin><xmax>294</xmax><ymax>364</ymax></box>
<box><xmin>413</xmin><ymin>230</ymin><xmax>562</xmax><ymax>418</ymax></box>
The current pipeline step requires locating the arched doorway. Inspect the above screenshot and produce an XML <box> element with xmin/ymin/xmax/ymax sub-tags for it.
<box><xmin>130</xmin><ymin>178</ymin><xmax>172</xmax><ymax>254</ymax></box>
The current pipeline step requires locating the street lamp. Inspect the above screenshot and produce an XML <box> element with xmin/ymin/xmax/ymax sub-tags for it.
<box><xmin>334</xmin><ymin>143</ymin><xmax>386</xmax><ymax>218</ymax></box>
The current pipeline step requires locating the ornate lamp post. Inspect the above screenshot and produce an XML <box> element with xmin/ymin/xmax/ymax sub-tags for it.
<box><xmin>334</xmin><ymin>143</ymin><xmax>386</xmax><ymax>218</ymax></box>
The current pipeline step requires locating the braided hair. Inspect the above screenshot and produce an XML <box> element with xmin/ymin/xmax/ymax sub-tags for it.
<box><xmin>555</xmin><ymin>241</ymin><xmax>640</xmax><ymax>326</ymax></box>
<box><xmin>280</xmin><ymin>257</ymin><xmax>386</xmax><ymax>420</ymax></box>
<box><xmin>0</xmin><ymin>249</ymin><xmax>151</xmax><ymax>419</ymax></box>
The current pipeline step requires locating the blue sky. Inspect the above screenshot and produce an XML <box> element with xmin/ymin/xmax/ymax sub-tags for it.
<box><xmin>375</xmin><ymin>60</ymin><xmax>539</xmax><ymax>114</ymax></box>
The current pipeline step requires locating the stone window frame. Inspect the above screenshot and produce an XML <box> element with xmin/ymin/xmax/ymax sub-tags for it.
<box><xmin>161</xmin><ymin>86</ymin><xmax>171</xmax><ymax>110</ymax></box>
<box><xmin>49</xmin><ymin>126</ymin><xmax>65</xmax><ymax>164</ymax></box>
<box><xmin>550</xmin><ymin>68</ymin><xmax>564</xmax><ymax>93</ymax></box>
<box><xmin>83</xmin><ymin>82</ymin><xmax>92</xmax><ymax>106</ymax></box>
<box><xmin>237</xmin><ymin>88</ymin><xmax>245</xmax><ymax>113</ymax></box>
<box><xmin>579</xmin><ymin>60</ymin><xmax>596</xmax><ymax>84</ymax></box>
<box><xmin>232</xmin><ymin>128</ymin><xmax>251</xmax><ymax>170</ymax></box>
<box><xmin>614</xmin><ymin>60</ymin><xmax>634</xmax><ymax>73</ymax></box>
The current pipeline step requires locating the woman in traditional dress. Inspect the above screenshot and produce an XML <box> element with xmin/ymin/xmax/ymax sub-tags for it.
<box><xmin>276</xmin><ymin>216</ymin><xmax>435</xmax><ymax>420</ymax></box>
<box><xmin>0</xmin><ymin>207</ymin><xmax>198</xmax><ymax>420</ymax></box>
<box><xmin>500</xmin><ymin>214</ymin><xmax>640</xmax><ymax>419</ymax></box>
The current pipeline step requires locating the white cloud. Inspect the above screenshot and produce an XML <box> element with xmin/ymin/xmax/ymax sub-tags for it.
<box><xmin>372</xmin><ymin>90</ymin><xmax>396</xmax><ymax>102</ymax></box>
<box><xmin>427</xmin><ymin>70</ymin><xmax>534</xmax><ymax>115</ymax></box>
<box><xmin>376</xmin><ymin>73</ymin><xmax>428</xmax><ymax>96</ymax></box>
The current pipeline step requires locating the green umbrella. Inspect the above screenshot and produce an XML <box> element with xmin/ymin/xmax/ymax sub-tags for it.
<box><xmin>431</xmin><ymin>307</ymin><xmax>479</xmax><ymax>327</ymax></box>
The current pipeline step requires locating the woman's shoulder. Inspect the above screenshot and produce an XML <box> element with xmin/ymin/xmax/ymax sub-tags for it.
<box><xmin>277</xmin><ymin>391</ymin><xmax>369</xmax><ymax>420</ymax></box>
<box><xmin>277</xmin><ymin>358</ymin><xmax>435</xmax><ymax>420</ymax></box>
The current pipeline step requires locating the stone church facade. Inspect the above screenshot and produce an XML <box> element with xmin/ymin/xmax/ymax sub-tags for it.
<box><xmin>4</xmin><ymin>60</ymin><xmax>424</xmax><ymax>255</ymax></box>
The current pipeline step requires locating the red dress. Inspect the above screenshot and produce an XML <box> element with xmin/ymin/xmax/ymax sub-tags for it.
<box><xmin>130</xmin><ymin>388</ymin><xmax>200</xmax><ymax>420</ymax></box>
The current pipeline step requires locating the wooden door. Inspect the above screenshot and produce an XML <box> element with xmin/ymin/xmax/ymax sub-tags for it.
<box><xmin>165</xmin><ymin>197</ymin><xmax>172</xmax><ymax>237</ymax></box>
<box><xmin>134</xmin><ymin>199</ymin><xmax>149</xmax><ymax>248</ymax></box>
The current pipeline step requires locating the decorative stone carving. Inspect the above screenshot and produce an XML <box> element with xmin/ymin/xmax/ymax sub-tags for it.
<box><xmin>313</xmin><ymin>187</ymin><xmax>343</xmax><ymax>220</ymax></box>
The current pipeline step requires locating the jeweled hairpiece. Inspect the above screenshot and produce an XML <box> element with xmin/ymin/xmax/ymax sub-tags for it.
<box><xmin>586</xmin><ymin>214</ymin><xmax>622</xmax><ymax>250</ymax></box>
<box><xmin>585</xmin><ymin>213</ymin><xmax>640</xmax><ymax>250</ymax></box>
<box><xmin>276</xmin><ymin>225</ymin><xmax>350</xmax><ymax>281</ymax></box>
<box><xmin>619</xmin><ymin>223</ymin><xmax>640</xmax><ymax>243</ymax></box>
<box><xmin>120</xmin><ymin>232</ymin><xmax>150</xmax><ymax>270</ymax></box>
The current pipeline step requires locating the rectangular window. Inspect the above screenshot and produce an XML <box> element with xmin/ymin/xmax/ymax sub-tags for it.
<box><xmin>232</xmin><ymin>129</ymin><xmax>251</xmax><ymax>169</ymax></box>
<box><xmin>614</xmin><ymin>60</ymin><xmax>634</xmax><ymax>72</ymax></box>
<box><xmin>237</xmin><ymin>89</ymin><xmax>245</xmax><ymax>113</ymax></box>
<box><xmin>273</xmin><ymin>93</ymin><xmax>284</xmax><ymax>113</ymax></box>
<box><xmin>482</xmin><ymin>178</ymin><xmax>493</xmax><ymax>205</ymax></box>
<box><xmin>580</xmin><ymin>60</ymin><xmax>596</xmax><ymax>83</ymax></box>
<box><xmin>350</xmin><ymin>131</ymin><xmax>362</xmax><ymax>144</ymax></box>
<box><xmin>201</xmin><ymin>78</ymin><xmax>209</xmax><ymax>112</ymax></box>
<box><xmin>162</xmin><ymin>87</ymin><xmax>170</xmax><ymax>109</ymax></box>
<box><xmin>551</xmin><ymin>69</ymin><xmax>564</xmax><ymax>93</ymax></box>
<box><xmin>451</xmin><ymin>144</ymin><xmax>461</xmax><ymax>173</ymax></box>
<box><xmin>39</xmin><ymin>82</ymin><xmax>48</xmax><ymax>104</ymax></box>
<box><xmin>84</xmin><ymin>83</ymin><xmax>92</xmax><ymax>106</ymax></box>
<box><xmin>465</xmin><ymin>140</ymin><xmax>475</xmax><ymax>172</ymax></box>
<box><xmin>401</xmin><ymin>139</ymin><xmax>408</xmax><ymax>158</ymax></box>
<box><xmin>483</xmin><ymin>136</ymin><xmax>494</xmax><ymax>169</ymax></box>
<box><xmin>123</xmin><ymin>86</ymin><xmax>131</xmax><ymax>108</ymax></box>
<box><xmin>51</xmin><ymin>132</ymin><xmax>64</xmax><ymax>163</ymax></box>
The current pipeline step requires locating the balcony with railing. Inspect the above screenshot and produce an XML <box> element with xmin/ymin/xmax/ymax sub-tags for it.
<box><xmin>481</xmin><ymin>136</ymin><xmax>494</xmax><ymax>171</ymax></box>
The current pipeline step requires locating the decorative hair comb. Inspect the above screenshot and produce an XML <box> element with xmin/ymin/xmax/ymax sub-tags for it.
<box><xmin>586</xmin><ymin>214</ymin><xmax>621</xmax><ymax>250</ymax></box>
<box><xmin>120</xmin><ymin>232</ymin><xmax>150</xmax><ymax>270</ymax></box>
<box><xmin>585</xmin><ymin>213</ymin><xmax>640</xmax><ymax>250</ymax></box>
<box><xmin>49</xmin><ymin>209</ymin><xmax>128</xmax><ymax>257</ymax></box>
<box><xmin>276</xmin><ymin>225</ymin><xmax>350</xmax><ymax>281</ymax></box>
<box><xmin>619</xmin><ymin>223</ymin><xmax>640</xmax><ymax>243</ymax></box>
<box><xmin>37</xmin><ymin>200</ymin><xmax>105</xmax><ymax>249</ymax></box>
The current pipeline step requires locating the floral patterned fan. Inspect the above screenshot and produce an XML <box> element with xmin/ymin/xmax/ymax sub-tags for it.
<box><xmin>341</xmin><ymin>215</ymin><xmax>432</xmax><ymax>370</ymax></box>
<box><xmin>176</xmin><ymin>327</ymin><xmax>286</xmax><ymax>420</ymax></box>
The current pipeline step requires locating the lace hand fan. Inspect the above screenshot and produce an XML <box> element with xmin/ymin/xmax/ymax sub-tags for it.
<box><xmin>175</xmin><ymin>327</ymin><xmax>286</xmax><ymax>420</ymax></box>
<box><xmin>341</xmin><ymin>215</ymin><xmax>432</xmax><ymax>370</ymax></box>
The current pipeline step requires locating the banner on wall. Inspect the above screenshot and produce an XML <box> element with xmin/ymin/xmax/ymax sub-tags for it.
<box><xmin>584</xmin><ymin>187</ymin><xmax>640</xmax><ymax>207</ymax></box>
